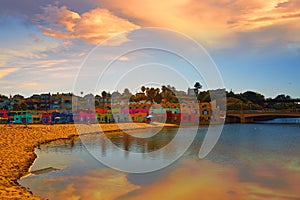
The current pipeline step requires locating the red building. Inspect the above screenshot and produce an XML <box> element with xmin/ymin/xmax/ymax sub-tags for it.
<box><xmin>0</xmin><ymin>109</ymin><xmax>9</xmax><ymax>123</ymax></box>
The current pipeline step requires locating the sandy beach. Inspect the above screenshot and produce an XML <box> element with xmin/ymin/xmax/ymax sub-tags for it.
<box><xmin>0</xmin><ymin>123</ymin><xmax>177</xmax><ymax>199</ymax></box>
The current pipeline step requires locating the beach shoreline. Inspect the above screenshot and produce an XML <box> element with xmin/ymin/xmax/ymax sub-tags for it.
<box><xmin>0</xmin><ymin>123</ymin><xmax>177</xmax><ymax>199</ymax></box>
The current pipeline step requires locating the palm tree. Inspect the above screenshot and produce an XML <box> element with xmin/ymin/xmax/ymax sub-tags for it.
<box><xmin>194</xmin><ymin>82</ymin><xmax>202</xmax><ymax>96</ymax></box>
<box><xmin>161</xmin><ymin>85</ymin><xmax>178</xmax><ymax>103</ymax></box>
<box><xmin>141</xmin><ymin>86</ymin><xmax>146</xmax><ymax>93</ymax></box>
<box><xmin>154</xmin><ymin>93</ymin><xmax>162</xmax><ymax>104</ymax></box>
<box><xmin>129</xmin><ymin>95</ymin><xmax>137</xmax><ymax>102</ymax></box>
<box><xmin>145</xmin><ymin>88</ymin><xmax>156</xmax><ymax>103</ymax></box>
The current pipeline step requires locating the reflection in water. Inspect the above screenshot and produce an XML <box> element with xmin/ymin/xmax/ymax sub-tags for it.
<box><xmin>70</xmin><ymin>138</ymin><xmax>75</xmax><ymax>148</ymax></box>
<box><xmin>19</xmin><ymin>125</ymin><xmax>300</xmax><ymax>200</ymax></box>
<box><xmin>106</xmin><ymin>128</ymin><xmax>177</xmax><ymax>153</ymax></box>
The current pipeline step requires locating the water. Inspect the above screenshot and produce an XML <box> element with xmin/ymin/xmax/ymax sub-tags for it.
<box><xmin>257</xmin><ymin>117</ymin><xmax>300</xmax><ymax>124</ymax></box>
<box><xmin>19</xmin><ymin>124</ymin><xmax>300</xmax><ymax>200</ymax></box>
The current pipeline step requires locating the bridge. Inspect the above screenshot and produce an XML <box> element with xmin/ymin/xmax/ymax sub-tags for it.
<box><xmin>226</xmin><ymin>110</ymin><xmax>300</xmax><ymax>123</ymax></box>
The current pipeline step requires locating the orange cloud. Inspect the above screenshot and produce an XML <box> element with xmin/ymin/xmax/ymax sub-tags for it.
<box><xmin>37</xmin><ymin>5</ymin><xmax>140</xmax><ymax>45</ymax></box>
<box><xmin>122</xmin><ymin>158</ymin><xmax>300</xmax><ymax>200</ymax></box>
<box><xmin>37</xmin><ymin>168</ymin><xmax>140</xmax><ymax>200</ymax></box>
<box><xmin>97</xmin><ymin>0</ymin><xmax>300</xmax><ymax>47</ymax></box>
<box><xmin>23</xmin><ymin>155</ymin><xmax>300</xmax><ymax>200</ymax></box>
<box><xmin>0</xmin><ymin>68</ymin><xmax>18</xmax><ymax>79</ymax></box>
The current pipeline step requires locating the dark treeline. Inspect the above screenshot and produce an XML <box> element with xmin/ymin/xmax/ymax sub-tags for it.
<box><xmin>223</xmin><ymin>91</ymin><xmax>299</xmax><ymax>110</ymax></box>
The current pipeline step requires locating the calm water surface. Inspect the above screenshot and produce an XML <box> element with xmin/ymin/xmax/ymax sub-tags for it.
<box><xmin>19</xmin><ymin>123</ymin><xmax>300</xmax><ymax>200</ymax></box>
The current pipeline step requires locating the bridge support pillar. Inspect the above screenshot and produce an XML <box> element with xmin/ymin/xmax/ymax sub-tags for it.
<box><xmin>240</xmin><ymin>117</ymin><xmax>254</xmax><ymax>123</ymax></box>
<box><xmin>240</xmin><ymin>116</ymin><xmax>246</xmax><ymax>124</ymax></box>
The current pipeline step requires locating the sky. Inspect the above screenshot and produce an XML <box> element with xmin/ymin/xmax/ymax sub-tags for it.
<box><xmin>0</xmin><ymin>0</ymin><xmax>300</xmax><ymax>98</ymax></box>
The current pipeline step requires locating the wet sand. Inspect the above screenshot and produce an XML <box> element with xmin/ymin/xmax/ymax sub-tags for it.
<box><xmin>0</xmin><ymin>123</ymin><xmax>177</xmax><ymax>199</ymax></box>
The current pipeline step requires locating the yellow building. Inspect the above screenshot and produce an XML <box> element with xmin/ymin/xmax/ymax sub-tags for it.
<box><xmin>30</xmin><ymin>111</ymin><xmax>42</xmax><ymax>124</ymax></box>
<box><xmin>199</xmin><ymin>102</ymin><xmax>211</xmax><ymax>121</ymax></box>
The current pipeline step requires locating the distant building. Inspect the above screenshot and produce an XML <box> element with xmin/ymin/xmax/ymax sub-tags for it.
<box><xmin>13</xmin><ymin>94</ymin><xmax>25</xmax><ymax>101</ymax></box>
<box><xmin>50</xmin><ymin>93</ymin><xmax>62</xmax><ymax>110</ymax></box>
<box><xmin>187</xmin><ymin>88</ymin><xmax>197</xmax><ymax>96</ymax></box>
<box><xmin>61</xmin><ymin>93</ymin><xmax>72</xmax><ymax>110</ymax></box>
<box><xmin>26</xmin><ymin>94</ymin><xmax>40</xmax><ymax>110</ymax></box>
<box><xmin>111</xmin><ymin>91</ymin><xmax>122</xmax><ymax>105</ymax></box>
<box><xmin>0</xmin><ymin>95</ymin><xmax>9</xmax><ymax>109</ymax></box>
<box><xmin>83</xmin><ymin>94</ymin><xmax>95</xmax><ymax>110</ymax></box>
<box><xmin>40</xmin><ymin>93</ymin><xmax>51</xmax><ymax>110</ymax></box>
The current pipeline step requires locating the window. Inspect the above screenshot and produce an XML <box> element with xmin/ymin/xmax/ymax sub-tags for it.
<box><xmin>202</xmin><ymin>110</ymin><xmax>208</xmax><ymax>115</ymax></box>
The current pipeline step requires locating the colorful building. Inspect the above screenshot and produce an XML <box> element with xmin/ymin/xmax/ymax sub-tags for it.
<box><xmin>111</xmin><ymin>105</ymin><xmax>130</xmax><ymax>122</ymax></box>
<box><xmin>0</xmin><ymin>109</ymin><xmax>9</xmax><ymax>123</ymax></box>
<box><xmin>199</xmin><ymin>102</ymin><xmax>211</xmax><ymax>121</ymax></box>
<box><xmin>30</xmin><ymin>111</ymin><xmax>42</xmax><ymax>123</ymax></box>
<box><xmin>97</xmin><ymin>110</ymin><xmax>113</xmax><ymax>123</ymax></box>
<box><xmin>73</xmin><ymin>110</ymin><xmax>97</xmax><ymax>124</ymax></box>
<box><xmin>0</xmin><ymin>95</ymin><xmax>217</xmax><ymax>125</ymax></box>
<box><xmin>41</xmin><ymin>112</ymin><xmax>52</xmax><ymax>123</ymax></box>
<box><xmin>10</xmin><ymin>111</ymin><xmax>33</xmax><ymax>124</ymax></box>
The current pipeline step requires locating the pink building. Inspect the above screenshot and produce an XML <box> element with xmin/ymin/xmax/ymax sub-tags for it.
<box><xmin>41</xmin><ymin>112</ymin><xmax>52</xmax><ymax>123</ymax></box>
<box><xmin>73</xmin><ymin>110</ymin><xmax>97</xmax><ymax>123</ymax></box>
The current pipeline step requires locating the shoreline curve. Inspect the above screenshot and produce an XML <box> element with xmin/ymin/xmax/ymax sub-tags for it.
<box><xmin>0</xmin><ymin>123</ymin><xmax>177</xmax><ymax>199</ymax></box>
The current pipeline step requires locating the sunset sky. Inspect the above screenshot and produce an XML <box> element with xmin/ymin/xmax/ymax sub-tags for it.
<box><xmin>0</xmin><ymin>0</ymin><xmax>300</xmax><ymax>97</ymax></box>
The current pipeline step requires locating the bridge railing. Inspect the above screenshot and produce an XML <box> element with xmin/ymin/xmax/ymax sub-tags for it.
<box><xmin>227</xmin><ymin>109</ymin><xmax>300</xmax><ymax>114</ymax></box>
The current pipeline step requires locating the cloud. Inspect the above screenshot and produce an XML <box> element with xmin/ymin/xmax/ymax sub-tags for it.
<box><xmin>0</xmin><ymin>0</ymin><xmax>97</xmax><ymax>17</ymax></box>
<box><xmin>119</xmin><ymin>158</ymin><xmax>300</xmax><ymax>200</ymax></box>
<box><xmin>36</xmin><ymin>5</ymin><xmax>81</xmax><ymax>32</ymax></box>
<box><xmin>36</xmin><ymin>5</ymin><xmax>140</xmax><ymax>45</ymax></box>
<box><xmin>0</xmin><ymin>15</ymin><xmax>65</xmax><ymax>76</ymax></box>
<box><xmin>14</xmin><ymin>59</ymin><xmax>69</xmax><ymax>69</ymax></box>
<box><xmin>96</xmin><ymin>0</ymin><xmax>300</xmax><ymax>48</ymax></box>
<box><xmin>117</xmin><ymin>56</ymin><xmax>130</xmax><ymax>61</ymax></box>
<box><xmin>276</xmin><ymin>0</ymin><xmax>300</xmax><ymax>11</ymax></box>
<box><xmin>0</xmin><ymin>68</ymin><xmax>18</xmax><ymax>79</ymax></box>
<box><xmin>36</xmin><ymin>168</ymin><xmax>140</xmax><ymax>200</ymax></box>
<box><xmin>19</xmin><ymin>82</ymin><xmax>39</xmax><ymax>88</ymax></box>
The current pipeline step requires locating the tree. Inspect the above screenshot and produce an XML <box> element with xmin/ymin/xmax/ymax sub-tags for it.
<box><xmin>101</xmin><ymin>91</ymin><xmax>107</xmax><ymax>108</ymax></box>
<box><xmin>275</xmin><ymin>94</ymin><xmax>291</xmax><ymax>100</ymax></box>
<box><xmin>241</xmin><ymin>91</ymin><xmax>265</xmax><ymax>106</ymax></box>
<box><xmin>146</xmin><ymin>87</ymin><xmax>160</xmax><ymax>103</ymax></box>
<box><xmin>197</xmin><ymin>91</ymin><xmax>211</xmax><ymax>102</ymax></box>
<box><xmin>95</xmin><ymin>100</ymin><xmax>100</xmax><ymax>108</ymax></box>
<box><xmin>134</xmin><ymin>92</ymin><xmax>147</xmax><ymax>102</ymax></box>
<box><xmin>194</xmin><ymin>82</ymin><xmax>202</xmax><ymax>96</ymax></box>
<box><xmin>129</xmin><ymin>95</ymin><xmax>137</xmax><ymax>102</ymax></box>
<box><xmin>13</xmin><ymin>103</ymin><xmax>20</xmax><ymax>111</ymax></box>
<box><xmin>154</xmin><ymin>93</ymin><xmax>162</xmax><ymax>104</ymax></box>
<box><xmin>141</xmin><ymin>86</ymin><xmax>146</xmax><ymax>93</ymax></box>
<box><xmin>20</xmin><ymin>102</ymin><xmax>28</xmax><ymax>110</ymax></box>
<box><xmin>272</xmin><ymin>94</ymin><xmax>294</xmax><ymax>110</ymax></box>
<box><xmin>161</xmin><ymin>85</ymin><xmax>178</xmax><ymax>103</ymax></box>
<box><xmin>226</xmin><ymin>90</ymin><xmax>235</xmax><ymax>98</ymax></box>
